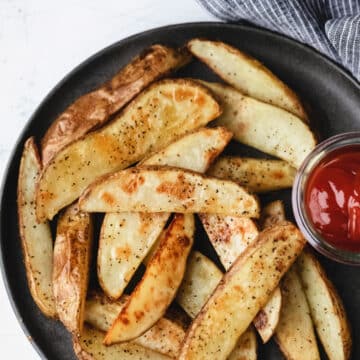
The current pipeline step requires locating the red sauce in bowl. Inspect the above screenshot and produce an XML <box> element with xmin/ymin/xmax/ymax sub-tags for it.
<box><xmin>305</xmin><ymin>146</ymin><xmax>360</xmax><ymax>252</ymax></box>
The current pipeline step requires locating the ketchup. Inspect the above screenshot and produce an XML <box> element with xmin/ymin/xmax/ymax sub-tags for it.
<box><xmin>305</xmin><ymin>146</ymin><xmax>360</xmax><ymax>252</ymax></box>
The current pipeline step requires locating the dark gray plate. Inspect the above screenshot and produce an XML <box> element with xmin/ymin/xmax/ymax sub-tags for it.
<box><xmin>1</xmin><ymin>22</ymin><xmax>359</xmax><ymax>360</ymax></box>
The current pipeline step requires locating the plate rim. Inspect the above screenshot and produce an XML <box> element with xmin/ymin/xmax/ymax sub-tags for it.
<box><xmin>1</xmin><ymin>21</ymin><xmax>359</xmax><ymax>360</ymax></box>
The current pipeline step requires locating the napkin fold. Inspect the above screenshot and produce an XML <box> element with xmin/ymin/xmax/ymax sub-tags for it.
<box><xmin>197</xmin><ymin>0</ymin><xmax>360</xmax><ymax>81</ymax></box>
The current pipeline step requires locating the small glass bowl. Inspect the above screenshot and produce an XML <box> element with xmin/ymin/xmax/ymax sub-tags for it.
<box><xmin>292</xmin><ymin>131</ymin><xmax>360</xmax><ymax>265</ymax></box>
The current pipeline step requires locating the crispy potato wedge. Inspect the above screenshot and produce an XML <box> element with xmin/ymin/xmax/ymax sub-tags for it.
<box><xmin>199</xmin><ymin>214</ymin><xmax>259</xmax><ymax>270</ymax></box>
<box><xmin>208</xmin><ymin>156</ymin><xmax>296</xmax><ymax>193</ymax></box>
<box><xmin>73</xmin><ymin>324</ymin><xmax>170</xmax><ymax>360</ymax></box>
<box><xmin>260</xmin><ymin>200</ymin><xmax>286</xmax><ymax>229</ymax></box>
<box><xmin>141</xmin><ymin>127</ymin><xmax>232</xmax><ymax>171</ymax></box>
<box><xmin>98</xmin><ymin>127</ymin><xmax>232</xmax><ymax>299</ymax></box>
<box><xmin>178</xmin><ymin>222</ymin><xmax>306</xmax><ymax>360</ymax></box>
<box><xmin>227</xmin><ymin>326</ymin><xmax>257</xmax><ymax>360</ymax></box>
<box><xmin>176</xmin><ymin>251</ymin><xmax>223</xmax><ymax>319</ymax></box>
<box><xmin>98</xmin><ymin>212</ymin><xmax>169</xmax><ymax>299</ymax></box>
<box><xmin>176</xmin><ymin>251</ymin><xmax>257</xmax><ymax>359</ymax></box>
<box><xmin>85</xmin><ymin>292</ymin><xmax>185</xmax><ymax>358</ymax></box>
<box><xmin>297</xmin><ymin>250</ymin><xmax>352</xmax><ymax>360</ymax></box>
<box><xmin>104</xmin><ymin>214</ymin><xmax>194</xmax><ymax>344</ymax></box>
<box><xmin>41</xmin><ymin>45</ymin><xmax>191</xmax><ymax>165</ymax></box>
<box><xmin>36</xmin><ymin>79</ymin><xmax>221</xmax><ymax>221</ymax></box>
<box><xmin>199</xmin><ymin>212</ymin><xmax>280</xmax><ymax>343</ymax></box>
<box><xmin>79</xmin><ymin>167</ymin><xmax>260</xmax><ymax>217</ymax></box>
<box><xmin>275</xmin><ymin>266</ymin><xmax>320</xmax><ymax>360</ymax></box>
<box><xmin>17</xmin><ymin>138</ymin><xmax>56</xmax><ymax>318</ymax></box>
<box><xmin>253</xmin><ymin>287</ymin><xmax>282</xmax><ymax>343</ymax></box>
<box><xmin>188</xmin><ymin>38</ymin><xmax>308</xmax><ymax>121</ymax></box>
<box><xmin>201</xmin><ymin>81</ymin><xmax>316</xmax><ymax>168</ymax></box>
<box><xmin>53</xmin><ymin>203</ymin><xmax>93</xmax><ymax>335</ymax></box>
<box><xmin>252</xmin><ymin>200</ymin><xmax>285</xmax><ymax>342</ymax></box>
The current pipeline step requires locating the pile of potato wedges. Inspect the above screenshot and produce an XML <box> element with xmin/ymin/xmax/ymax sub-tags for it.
<box><xmin>17</xmin><ymin>39</ymin><xmax>351</xmax><ymax>360</ymax></box>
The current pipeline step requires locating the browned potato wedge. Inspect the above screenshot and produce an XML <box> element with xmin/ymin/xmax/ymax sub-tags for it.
<box><xmin>253</xmin><ymin>287</ymin><xmax>282</xmax><ymax>343</ymax></box>
<box><xmin>41</xmin><ymin>45</ymin><xmax>191</xmax><ymax>165</ymax></box>
<box><xmin>140</xmin><ymin>127</ymin><xmax>232</xmax><ymax>171</ymax></box>
<box><xmin>275</xmin><ymin>266</ymin><xmax>320</xmax><ymax>360</ymax></box>
<box><xmin>297</xmin><ymin>250</ymin><xmax>352</xmax><ymax>360</ymax></box>
<box><xmin>187</xmin><ymin>39</ymin><xmax>308</xmax><ymax>121</ymax></box>
<box><xmin>36</xmin><ymin>79</ymin><xmax>221</xmax><ymax>221</ymax></box>
<box><xmin>199</xmin><ymin>212</ymin><xmax>280</xmax><ymax>343</ymax></box>
<box><xmin>85</xmin><ymin>292</ymin><xmax>185</xmax><ymax>358</ymax></box>
<box><xmin>176</xmin><ymin>251</ymin><xmax>223</xmax><ymax>318</ymax></box>
<box><xmin>175</xmin><ymin>251</ymin><xmax>257</xmax><ymax>359</ymax></box>
<box><xmin>98</xmin><ymin>127</ymin><xmax>232</xmax><ymax>299</ymax></box>
<box><xmin>201</xmin><ymin>81</ymin><xmax>316</xmax><ymax>168</ymax></box>
<box><xmin>178</xmin><ymin>222</ymin><xmax>306</xmax><ymax>360</ymax></box>
<box><xmin>199</xmin><ymin>214</ymin><xmax>259</xmax><ymax>270</ymax></box>
<box><xmin>228</xmin><ymin>326</ymin><xmax>257</xmax><ymax>360</ymax></box>
<box><xmin>104</xmin><ymin>214</ymin><xmax>194</xmax><ymax>345</ymax></box>
<box><xmin>17</xmin><ymin>138</ymin><xmax>56</xmax><ymax>318</ymax></box>
<box><xmin>260</xmin><ymin>200</ymin><xmax>286</xmax><ymax>229</ymax></box>
<box><xmin>208</xmin><ymin>156</ymin><xmax>296</xmax><ymax>193</ymax></box>
<box><xmin>252</xmin><ymin>200</ymin><xmax>285</xmax><ymax>342</ymax></box>
<box><xmin>98</xmin><ymin>212</ymin><xmax>169</xmax><ymax>299</ymax></box>
<box><xmin>79</xmin><ymin>167</ymin><xmax>260</xmax><ymax>217</ymax></box>
<box><xmin>73</xmin><ymin>324</ymin><xmax>170</xmax><ymax>360</ymax></box>
<box><xmin>53</xmin><ymin>203</ymin><xmax>93</xmax><ymax>335</ymax></box>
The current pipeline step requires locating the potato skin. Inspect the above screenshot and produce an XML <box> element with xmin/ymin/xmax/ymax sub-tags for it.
<box><xmin>36</xmin><ymin>79</ymin><xmax>221</xmax><ymax>221</ymax></box>
<box><xmin>41</xmin><ymin>45</ymin><xmax>191</xmax><ymax>165</ymax></box>
<box><xmin>53</xmin><ymin>203</ymin><xmax>93</xmax><ymax>336</ymax></box>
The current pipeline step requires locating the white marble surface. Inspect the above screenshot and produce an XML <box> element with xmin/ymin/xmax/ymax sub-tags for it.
<box><xmin>0</xmin><ymin>1</ymin><xmax>213</xmax><ymax>358</ymax></box>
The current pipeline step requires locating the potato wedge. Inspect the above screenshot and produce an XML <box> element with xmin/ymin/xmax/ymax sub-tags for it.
<box><xmin>260</xmin><ymin>200</ymin><xmax>286</xmax><ymax>229</ymax></box>
<box><xmin>178</xmin><ymin>222</ymin><xmax>306</xmax><ymax>360</ymax></box>
<box><xmin>73</xmin><ymin>324</ymin><xmax>170</xmax><ymax>360</ymax></box>
<box><xmin>141</xmin><ymin>127</ymin><xmax>232</xmax><ymax>172</ymax></box>
<box><xmin>188</xmin><ymin>39</ymin><xmax>308</xmax><ymax>121</ymax></box>
<box><xmin>297</xmin><ymin>250</ymin><xmax>352</xmax><ymax>360</ymax></box>
<box><xmin>104</xmin><ymin>214</ymin><xmax>194</xmax><ymax>344</ymax></box>
<box><xmin>253</xmin><ymin>287</ymin><xmax>282</xmax><ymax>343</ymax></box>
<box><xmin>199</xmin><ymin>212</ymin><xmax>280</xmax><ymax>343</ymax></box>
<box><xmin>36</xmin><ymin>79</ymin><xmax>221</xmax><ymax>221</ymax></box>
<box><xmin>53</xmin><ymin>203</ymin><xmax>93</xmax><ymax>335</ymax></box>
<box><xmin>41</xmin><ymin>45</ymin><xmax>191</xmax><ymax>165</ymax></box>
<box><xmin>275</xmin><ymin>266</ymin><xmax>320</xmax><ymax>360</ymax></box>
<box><xmin>85</xmin><ymin>292</ymin><xmax>185</xmax><ymax>358</ymax></box>
<box><xmin>201</xmin><ymin>81</ymin><xmax>316</xmax><ymax>168</ymax></box>
<box><xmin>98</xmin><ymin>212</ymin><xmax>169</xmax><ymax>299</ymax></box>
<box><xmin>176</xmin><ymin>251</ymin><xmax>223</xmax><ymax>319</ymax></box>
<box><xmin>17</xmin><ymin>137</ymin><xmax>56</xmax><ymax>318</ymax></box>
<box><xmin>98</xmin><ymin>127</ymin><xmax>232</xmax><ymax>299</ymax></box>
<box><xmin>208</xmin><ymin>156</ymin><xmax>296</xmax><ymax>193</ymax></box>
<box><xmin>252</xmin><ymin>200</ymin><xmax>285</xmax><ymax>342</ymax></box>
<box><xmin>227</xmin><ymin>326</ymin><xmax>257</xmax><ymax>360</ymax></box>
<box><xmin>176</xmin><ymin>252</ymin><xmax>257</xmax><ymax>360</ymax></box>
<box><xmin>79</xmin><ymin>167</ymin><xmax>260</xmax><ymax>217</ymax></box>
<box><xmin>199</xmin><ymin>214</ymin><xmax>259</xmax><ymax>270</ymax></box>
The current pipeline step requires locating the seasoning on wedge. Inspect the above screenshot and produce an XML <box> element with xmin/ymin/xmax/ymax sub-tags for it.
<box><xmin>79</xmin><ymin>167</ymin><xmax>260</xmax><ymax>218</ymax></box>
<box><xmin>36</xmin><ymin>79</ymin><xmax>221</xmax><ymax>221</ymax></box>
<box><xmin>98</xmin><ymin>127</ymin><xmax>232</xmax><ymax>299</ymax></box>
<box><xmin>17</xmin><ymin>137</ymin><xmax>56</xmax><ymax>318</ymax></box>
<box><xmin>178</xmin><ymin>222</ymin><xmax>306</xmax><ymax>360</ymax></box>
<box><xmin>42</xmin><ymin>45</ymin><xmax>191</xmax><ymax>165</ymax></box>
<box><xmin>104</xmin><ymin>214</ymin><xmax>194</xmax><ymax>345</ymax></box>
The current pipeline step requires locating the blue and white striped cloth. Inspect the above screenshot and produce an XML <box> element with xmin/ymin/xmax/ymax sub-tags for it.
<box><xmin>197</xmin><ymin>0</ymin><xmax>360</xmax><ymax>81</ymax></box>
